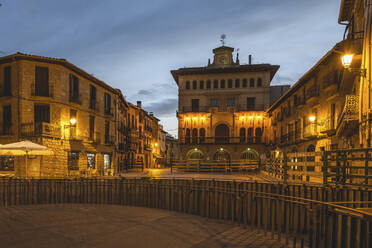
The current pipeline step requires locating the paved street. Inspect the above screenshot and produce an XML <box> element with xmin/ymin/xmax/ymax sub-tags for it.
<box><xmin>0</xmin><ymin>205</ymin><xmax>288</xmax><ymax>248</ymax></box>
<box><xmin>121</xmin><ymin>168</ymin><xmax>280</xmax><ymax>182</ymax></box>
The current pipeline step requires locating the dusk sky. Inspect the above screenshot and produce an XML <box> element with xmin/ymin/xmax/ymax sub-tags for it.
<box><xmin>1</xmin><ymin>0</ymin><xmax>344</xmax><ymax>137</ymax></box>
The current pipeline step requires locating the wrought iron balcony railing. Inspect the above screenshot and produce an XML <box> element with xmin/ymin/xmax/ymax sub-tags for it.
<box><xmin>69</xmin><ymin>94</ymin><xmax>82</xmax><ymax>104</ymax></box>
<box><xmin>31</xmin><ymin>83</ymin><xmax>54</xmax><ymax>97</ymax></box>
<box><xmin>21</xmin><ymin>122</ymin><xmax>61</xmax><ymax>138</ymax></box>
<box><xmin>181</xmin><ymin>136</ymin><xmax>263</xmax><ymax>145</ymax></box>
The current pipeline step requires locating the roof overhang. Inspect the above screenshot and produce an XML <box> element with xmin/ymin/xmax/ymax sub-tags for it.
<box><xmin>338</xmin><ymin>0</ymin><xmax>355</xmax><ymax>23</ymax></box>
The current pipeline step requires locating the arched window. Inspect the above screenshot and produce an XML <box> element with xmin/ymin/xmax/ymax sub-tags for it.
<box><xmin>192</xmin><ymin>128</ymin><xmax>198</xmax><ymax>144</ymax></box>
<box><xmin>242</xmin><ymin>79</ymin><xmax>247</xmax><ymax>88</ymax></box>
<box><xmin>185</xmin><ymin>128</ymin><xmax>191</xmax><ymax>144</ymax></box>
<box><xmin>199</xmin><ymin>128</ymin><xmax>205</xmax><ymax>143</ymax></box>
<box><xmin>192</xmin><ymin>80</ymin><xmax>197</xmax><ymax>89</ymax></box>
<box><xmin>186</xmin><ymin>149</ymin><xmax>204</xmax><ymax>161</ymax></box>
<box><xmin>255</xmin><ymin>128</ymin><xmax>262</xmax><ymax>143</ymax></box>
<box><xmin>235</xmin><ymin>79</ymin><xmax>240</xmax><ymax>88</ymax></box>
<box><xmin>215</xmin><ymin>124</ymin><xmax>229</xmax><ymax>143</ymax></box>
<box><xmin>257</xmin><ymin>78</ymin><xmax>262</xmax><ymax>87</ymax></box>
<box><xmin>241</xmin><ymin>149</ymin><xmax>259</xmax><ymax>161</ymax></box>
<box><xmin>247</xmin><ymin>127</ymin><xmax>253</xmax><ymax>143</ymax></box>
<box><xmin>186</xmin><ymin>81</ymin><xmax>190</xmax><ymax>89</ymax></box>
<box><xmin>239</xmin><ymin>128</ymin><xmax>246</xmax><ymax>143</ymax></box>
<box><xmin>213</xmin><ymin>149</ymin><xmax>231</xmax><ymax>161</ymax></box>
<box><xmin>250</xmin><ymin>78</ymin><xmax>255</xmax><ymax>88</ymax></box>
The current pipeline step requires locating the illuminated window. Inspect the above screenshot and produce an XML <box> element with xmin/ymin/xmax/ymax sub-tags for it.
<box><xmin>87</xmin><ymin>153</ymin><xmax>96</xmax><ymax>169</ymax></box>
<box><xmin>104</xmin><ymin>154</ymin><xmax>111</xmax><ymax>169</ymax></box>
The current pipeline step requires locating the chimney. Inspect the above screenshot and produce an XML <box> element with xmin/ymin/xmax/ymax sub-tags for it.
<box><xmin>249</xmin><ymin>55</ymin><xmax>252</xmax><ymax>65</ymax></box>
<box><xmin>137</xmin><ymin>101</ymin><xmax>142</xmax><ymax>108</ymax></box>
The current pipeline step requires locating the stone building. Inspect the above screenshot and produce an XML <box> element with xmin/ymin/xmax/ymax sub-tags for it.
<box><xmin>339</xmin><ymin>0</ymin><xmax>372</xmax><ymax>147</ymax></box>
<box><xmin>171</xmin><ymin>45</ymin><xmax>286</xmax><ymax>165</ymax></box>
<box><xmin>126</xmin><ymin>102</ymin><xmax>164</xmax><ymax>170</ymax></box>
<box><xmin>165</xmin><ymin>134</ymin><xmax>179</xmax><ymax>167</ymax></box>
<box><xmin>268</xmin><ymin>41</ymin><xmax>359</xmax><ymax>156</ymax></box>
<box><xmin>0</xmin><ymin>53</ymin><xmax>122</xmax><ymax>177</ymax></box>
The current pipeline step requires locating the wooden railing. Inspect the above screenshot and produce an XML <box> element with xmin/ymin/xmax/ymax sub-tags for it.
<box><xmin>172</xmin><ymin>160</ymin><xmax>259</xmax><ymax>173</ymax></box>
<box><xmin>0</xmin><ymin>178</ymin><xmax>371</xmax><ymax>248</ymax></box>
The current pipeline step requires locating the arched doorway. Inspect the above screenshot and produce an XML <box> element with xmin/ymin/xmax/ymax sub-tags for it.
<box><xmin>240</xmin><ymin>148</ymin><xmax>259</xmax><ymax>161</ymax></box>
<box><xmin>186</xmin><ymin>149</ymin><xmax>204</xmax><ymax>161</ymax></box>
<box><xmin>215</xmin><ymin>123</ymin><xmax>229</xmax><ymax>143</ymax></box>
<box><xmin>213</xmin><ymin>148</ymin><xmax>231</xmax><ymax>161</ymax></box>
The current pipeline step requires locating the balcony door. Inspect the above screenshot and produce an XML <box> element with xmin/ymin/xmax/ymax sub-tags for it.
<box><xmin>191</xmin><ymin>99</ymin><xmax>199</xmax><ymax>112</ymax></box>
<box><xmin>215</xmin><ymin>124</ymin><xmax>229</xmax><ymax>143</ymax></box>
<box><xmin>34</xmin><ymin>104</ymin><xmax>50</xmax><ymax>134</ymax></box>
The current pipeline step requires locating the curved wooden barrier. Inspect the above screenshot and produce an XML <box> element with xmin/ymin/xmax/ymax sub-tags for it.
<box><xmin>0</xmin><ymin>178</ymin><xmax>371</xmax><ymax>248</ymax></box>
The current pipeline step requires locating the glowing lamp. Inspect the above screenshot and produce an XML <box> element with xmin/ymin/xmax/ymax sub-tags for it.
<box><xmin>200</xmin><ymin>117</ymin><xmax>204</xmax><ymax>121</ymax></box>
<box><xmin>249</xmin><ymin>116</ymin><xmax>254</xmax><ymax>120</ymax></box>
<box><xmin>309</xmin><ymin>115</ymin><xmax>316</xmax><ymax>123</ymax></box>
<box><xmin>154</xmin><ymin>143</ymin><xmax>158</xmax><ymax>147</ymax></box>
<box><xmin>192</xmin><ymin>117</ymin><xmax>197</xmax><ymax>121</ymax></box>
<box><xmin>342</xmin><ymin>54</ymin><xmax>353</xmax><ymax>68</ymax></box>
<box><xmin>257</xmin><ymin>115</ymin><xmax>262</xmax><ymax>119</ymax></box>
<box><xmin>240</xmin><ymin>116</ymin><xmax>245</xmax><ymax>121</ymax></box>
<box><xmin>70</xmin><ymin>118</ymin><xmax>77</xmax><ymax>125</ymax></box>
<box><xmin>185</xmin><ymin>117</ymin><xmax>190</xmax><ymax>121</ymax></box>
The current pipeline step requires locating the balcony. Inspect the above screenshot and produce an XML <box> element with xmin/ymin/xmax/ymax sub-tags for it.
<box><xmin>104</xmin><ymin>107</ymin><xmax>114</xmax><ymax>116</ymax></box>
<box><xmin>88</xmin><ymin>132</ymin><xmax>101</xmax><ymax>144</ymax></box>
<box><xmin>144</xmin><ymin>144</ymin><xmax>152</xmax><ymax>151</ymax></box>
<box><xmin>303</xmin><ymin>125</ymin><xmax>317</xmax><ymax>139</ymax></box>
<box><xmin>322</xmin><ymin>71</ymin><xmax>339</xmax><ymax>91</ymax></box>
<box><xmin>306</xmin><ymin>86</ymin><xmax>319</xmax><ymax>103</ymax></box>
<box><xmin>336</xmin><ymin>95</ymin><xmax>359</xmax><ymax>136</ymax></box>
<box><xmin>104</xmin><ymin>135</ymin><xmax>115</xmax><ymax>145</ymax></box>
<box><xmin>69</xmin><ymin>94</ymin><xmax>82</xmax><ymax>105</ymax></box>
<box><xmin>89</xmin><ymin>100</ymin><xmax>100</xmax><ymax>112</ymax></box>
<box><xmin>237</xmin><ymin>104</ymin><xmax>265</xmax><ymax>112</ymax></box>
<box><xmin>181</xmin><ymin>136</ymin><xmax>264</xmax><ymax>145</ymax></box>
<box><xmin>181</xmin><ymin>106</ymin><xmax>209</xmax><ymax>113</ymax></box>
<box><xmin>0</xmin><ymin>124</ymin><xmax>13</xmax><ymax>136</ymax></box>
<box><xmin>31</xmin><ymin>83</ymin><xmax>53</xmax><ymax>98</ymax></box>
<box><xmin>21</xmin><ymin>122</ymin><xmax>61</xmax><ymax>138</ymax></box>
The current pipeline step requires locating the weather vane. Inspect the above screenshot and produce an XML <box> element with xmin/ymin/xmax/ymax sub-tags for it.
<box><xmin>220</xmin><ymin>34</ymin><xmax>226</xmax><ymax>46</ymax></box>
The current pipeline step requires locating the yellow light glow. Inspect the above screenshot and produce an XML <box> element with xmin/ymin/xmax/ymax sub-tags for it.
<box><xmin>249</xmin><ymin>116</ymin><xmax>254</xmax><ymax>120</ymax></box>
<box><xmin>309</xmin><ymin>115</ymin><xmax>316</xmax><ymax>122</ymax></box>
<box><xmin>154</xmin><ymin>143</ymin><xmax>158</xmax><ymax>147</ymax></box>
<box><xmin>185</xmin><ymin>117</ymin><xmax>190</xmax><ymax>121</ymax></box>
<box><xmin>70</xmin><ymin>118</ymin><xmax>77</xmax><ymax>125</ymax></box>
<box><xmin>240</xmin><ymin>116</ymin><xmax>245</xmax><ymax>121</ymax></box>
<box><xmin>342</xmin><ymin>54</ymin><xmax>353</xmax><ymax>68</ymax></box>
<box><xmin>192</xmin><ymin>117</ymin><xmax>197</xmax><ymax>121</ymax></box>
<box><xmin>257</xmin><ymin>115</ymin><xmax>262</xmax><ymax>119</ymax></box>
<box><xmin>200</xmin><ymin>117</ymin><xmax>204</xmax><ymax>121</ymax></box>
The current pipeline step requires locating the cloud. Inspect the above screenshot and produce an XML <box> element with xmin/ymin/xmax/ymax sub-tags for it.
<box><xmin>143</xmin><ymin>98</ymin><xmax>178</xmax><ymax>118</ymax></box>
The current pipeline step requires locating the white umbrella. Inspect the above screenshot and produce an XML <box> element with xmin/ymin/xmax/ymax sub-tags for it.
<box><xmin>0</xmin><ymin>140</ymin><xmax>54</xmax><ymax>178</ymax></box>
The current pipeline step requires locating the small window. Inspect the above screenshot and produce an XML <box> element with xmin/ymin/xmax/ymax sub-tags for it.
<box><xmin>257</xmin><ymin>78</ymin><xmax>262</xmax><ymax>87</ymax></box>
<box><xmin>200</xmin><ymin>80</ymin><xmax>204</xmax><ymax>89</ymax></box>
<box><xmin>206</xmin><ymin>80</ymin><xmax>211</xmax><ymax>89</ymax></box>
<box><xmin>87</xmin><ymin>153</ymin><xmax>96</xmax><ymax>169</ymax></box>
<box><xmin>242</xmin><ymin>79</ymin><xmax>247</xmax><ymax>88</ymax></box>
<box><xmin>250</xmin><ymin>79</ymin><xmax>255</xmax><ymax>88</ymax></box>
<box><xmin>213</xmin><ymin>80</ymin><xmax>218</xmax><ymax>89</ymax></box>
<box><xmin>220</xmin><ymin>80</ymin><xmax>225</xmax><ymax>88</ymax></box>
<box><xmin>211</xmin><ymin>98</ymin><xmax>218</xmax><ymax>107</ymax></box>
<box><xmin>3</xmin><ymin>66</ymin><xmax>11</xmax><ymax>96</ymax></box>
<box><xmin>193</xmin><ymin>80</ymin><xmax>197</xmax><ymax>89</ymax></box>
<box><xmin>68</xmin><ymin>151</ymin><xmax>79</xmax><ymax>170</ymax></box>
<box><xmin>186</xmin><ymin>81</ymin><xmax>190</xmax><ymax>89</ymax></box>
<box><xmin>0</xmin><ymin>156</ymin><xmax>14</xmax><ymax>171</ymax></box>
<box><xmin>235</xmin><ymin>79</ymin><xmax>240</xmax><ymax>88</ymax></box>
<box><xmin>228</xmin><ymin>79</ymin><xmax>232</xmax><ymax>88</ymax></box>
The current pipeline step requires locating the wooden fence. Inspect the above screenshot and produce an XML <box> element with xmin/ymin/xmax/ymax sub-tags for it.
<box><xmin>172</xmin><ymin>160</ymin><xmax>259</xmax><ymax>173</ymax></box>
<box><xmin>264</xmin><ymin>148</ymin><xmax>372</xmax><ymax>187</ymax></box>
<box><xmin>0</xmin><ymin>178</ymin><xmax>371</xmax><ymax>248</ymax></box>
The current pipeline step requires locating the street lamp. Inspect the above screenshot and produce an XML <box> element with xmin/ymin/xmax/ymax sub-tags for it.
<box><xmin>70</xmin><ymin>118</ymin><xmax>77</xmax><ymax>126</ymax></box>
<box><xmin>341</xmin><ymin>54</ymin><xmax>366</xmax><ymax>77</ymax></box>
<box><xmin>309</xmin><ymin>115</ymin><xmax>316</xmax><ymax>123</ymax></box>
